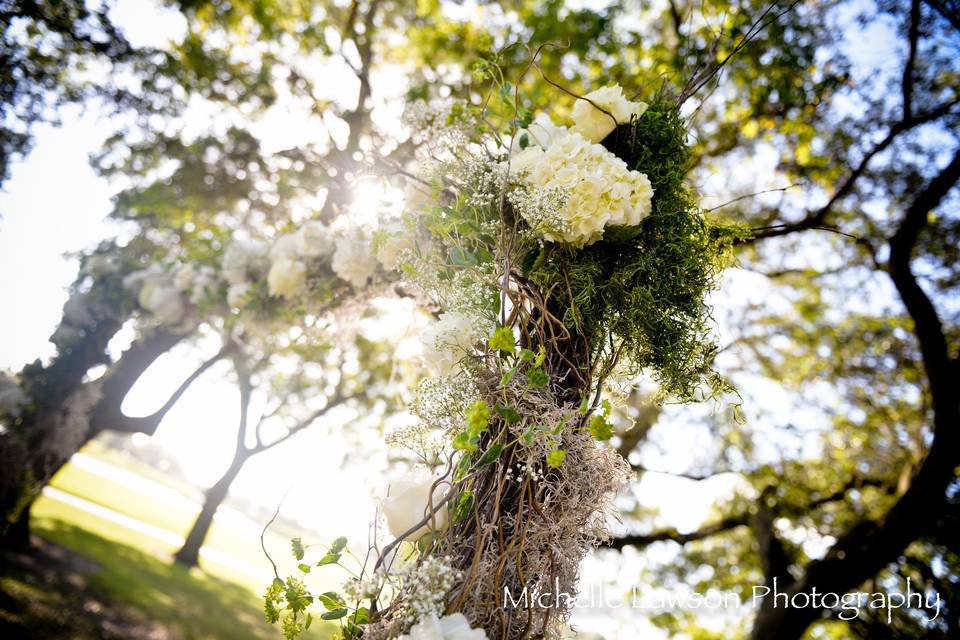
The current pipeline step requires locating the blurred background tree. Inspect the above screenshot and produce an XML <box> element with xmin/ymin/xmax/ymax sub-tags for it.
<box><xmin>0</xmin><ymin>0</ymin><xmax>957</xmax><ymax>639</ymax></box>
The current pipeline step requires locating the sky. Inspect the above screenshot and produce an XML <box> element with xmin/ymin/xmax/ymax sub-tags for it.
<box><xmin>0</xmin><ymin>0</ymin><xmax>905</xmax><ymax>635</ymax></box>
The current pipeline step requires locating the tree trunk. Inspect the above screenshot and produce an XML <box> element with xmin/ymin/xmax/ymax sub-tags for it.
<box><xmin>0</xmin><ymin>500</ymin><xmax>32</xmax><ymax>547</ymax></box>
<box><xmin>0</xmin><ymin>328</ymin><xmax>187</xmax><ymax>546</ymax></box>
<box><xmin>173</xmin><ymin>453</ymin><xmax>248</xmax><ymax>568</ymax></box>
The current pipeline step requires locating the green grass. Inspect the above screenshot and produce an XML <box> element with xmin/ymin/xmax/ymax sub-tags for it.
<box><xmin>50</xmin><ymin>463</ymin><xmax>194</xmax><ymax>535</ymax></box>
<box><xmin>10</xmin><ymin>444</ymin><xmax>349</xmax><ymax>639</ymax></box>
<box><xmin>45</xmin><ymin>448</ymin><xmax>313</xmax><ymax>589</ymax></box>
<box><xmin>28</xmin><ymin>517</ymin><xmax>334</xmax><ymax>640</ymax></box>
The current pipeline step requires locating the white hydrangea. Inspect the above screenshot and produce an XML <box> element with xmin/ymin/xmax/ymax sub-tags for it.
<box><xmin>221</xmin><ymin>238</ymin><xmax>268</xmax><ymax>285</ymax></box>
<box><xmin>227</xmin><ymin>282</ymin><xmax>252</xmax><ymax>308</ymax></box>
<box><xmin>331</xmin><ymin>233</ymin><xmax>375</xmax><ymax>288</ymax></box>
<box><xmin>296</xmin><ymin>221</ymin><xmax>334</xmax><ymax>258</ymax></box>
<box><xmin>512</xmin><ymin>130</ymin><xmax>653</xmax><ymax>246</ymax></box>
<box><xmin>398</xmin><ymin>614</ymin><xmax>487</xmax><ymax>640</ymax></box>
<box><xmin>0</xmin><ymin>372</ymin><xmax>27</xmax><ymax>418</ymax></box>
<box><xmin>267</xmin><ymin>257</ymin><xmax>307</xmax><ymax>299</ymax></box>
<box><xmin>420</xmin><ymin>311</ymin><xmax>484</xmax><ymax>375</ymax></box>
<box><xmin>570</xmin><ymin>84</ymin><xmax>648</xmax><ymax>143</ymax></box>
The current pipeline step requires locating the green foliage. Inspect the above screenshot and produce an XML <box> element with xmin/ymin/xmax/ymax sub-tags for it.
<box><xmin>454</xmin><ymin>400</ymin><xmax>492</xmax><ymax>454</ymax></box>
<box><xmin>546</xmin><ymin>449</ymin><xmax>566</xmax><ymax>468</ymax></box>
<box><xmin>488</xmin><ymin>326</ymin><xmax>516</xmax><ymax>353</ymax></box>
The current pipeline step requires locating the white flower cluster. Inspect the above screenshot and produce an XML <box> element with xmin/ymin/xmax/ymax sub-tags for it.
<box><xmin>396</xmin><ymin>556</ymin><xmax>462</xmax><ymax>625</ymax></box>
<box><xmin>512</xmin><ymin>128</ymin><xmax>654</xmax><ymax>247</ymax></box>
<box><xmin>398</xmin><ymin>613</ymin><xmax>487</xmax><ymax>640</ymax></box>
<box><xmin>122</xmin><ymin>263</ymin><xmax>204</xmax><ymax>327</ymax></box>
<box><xmin>117</xmin><ymin>219</ymin><xmax>380</xmax><ymax>327</ymax></box>
<box><xmin>509</xmin><ymin>85</ymin><xmax>653</xmax><ymax>247</ymax></box>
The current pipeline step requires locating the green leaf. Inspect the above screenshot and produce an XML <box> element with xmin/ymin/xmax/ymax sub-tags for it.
<box><xmin>488</xmin><ymin>326</ymin><xmax>516</xmax><ymax>353</ymax></box>
<box><xmin>352</xmin><ymin>607</ymin><xmax>370</xmax><ymax>625</ymax></box>
<box><xmin>318</xmin><ymin>592</ymin><xmax>345</xmax><ymax>610</ymax></box>
<box><xmin>454</xmin><ymin>453</ymin><xmax>473</xmax><ymax>481</ymax></box>
<box><xmin>496</xmin><ymin>404</ymin><xmax>521</xmax><ymax>424</ymax></box>
<box><xmin>330</xmin><ymin>536</ymin><xmax>348</xmax><ymax>554</ymax></box>
<box><xmin>500</xmin><ymin>367</ymin><xmax>516</xmax><ymax>387</ymax></box>
<box><xmin>298</xmin><ymin>563</ymin><xmax>311</xmax><ymax>574</ymax></box>
<box><xmin>465</xmin><ymin>400</ymin><xmax>490</xmax><ymax>433</ymax></box>
<box><xmin>547</xmin><ymin>449</ymin><xmax>566</xmax><ymax>468</ymax></box>
<box><xmin>291</xmin><ymin>537</ymin><xmax>305</xmax><ymax>561</ymax></box>
<box><xmin>533</xmin><ymin>346</ymin><xmax>547</xmax><ymax>367</ymax></box>
<box><xmin>526</xmin><ymin>368</ymin><xmax>548</xmax><ymax>388</ymax></box>
<box><xmin>452</xmin><ymin>430</ymin><xmax>477</xmax><ymax>453</ymax></box>
<box><xmin>317</xmin><ymin>552</ymin><xmax>340</xmax><ymax>566</ymax></box>
<box><xmin>474</xmin><ymin>443</ymin><xmax>504</xmax><ymax>468</ymax></box>
<box><xmin>588</xmin><ymin>414</ymin><xmax>615</xmax><ymax>441</ymax></box>
<box><xmin>305</xmin><ymin>613</ymin><xmax>313</xmax><ymax>630</ymax></box>
<box><xmin>518</xmin><ymin>348</ymin><xmax>536</xmax><ymax>362</ymax></box>
<box><xmin>453</xmin><ymin>490</ymin><xmax>475</xmax><ymax>523</ymax></box>
<box><xmin>321</xmin><ymin>608</ymin><xmax>349</xmax><ymax>620</ymax></box>
<box><xmin>448</xmin><ymin>247</ymin><xmax>477</xmax><ymax>266</ymax></box>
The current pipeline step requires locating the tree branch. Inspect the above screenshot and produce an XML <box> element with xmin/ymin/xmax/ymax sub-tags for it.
<box><xmin>743</xmin><ymin>98</ymin><xmax>960</xmax><ymax>243</ymax></box>
<box><xmin>749</xmin><ymin>147</ymin><xmax>960</xmax><ymax>640</ymax></box>
<box><xmin>608</xmin><ymin>513</ymin><xmax>750</xmax><ymax>550</ymax></box>
<box><xmin>247</xmin><ymin>390</ymin><xmax>356</xmax><ymax>455</ymax></box>
<box><xmin>91</xmin><ymin>328</ymin><xmax>191</xmax><ymax>435</ymax></box>
<box><xmin>903</xmin><ymin>0</ymin><xmax>922</xmax><ymax>121</ymax></box>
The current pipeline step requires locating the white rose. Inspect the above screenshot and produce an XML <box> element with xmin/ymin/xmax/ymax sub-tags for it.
<box><xmin>383</xmin><ymin>474</ymin><xmax>449</xmax><ymax>540</ymax></box>
<box><xmin>267</xmin><ymin>257</ymin><xmax>307</xmax><ymax>299</ymax></box>
<box><xmin>331</xmin><ymin>233</ymin><xmax>376</xmax><ymax>288</ymax></box>
<box><xmin>571</xmin><ymin>85</ymin><xmax>648</xmax><ymax>143</ymax></box>
<box><xmin>227</xmin><ymin>282</ymin><xmax>252</xmax><ymax>308</ymax></box>
<box><xmin>398</xmin><ymin>614</ymin><xmax>487</xmax><ymax>640</ymax></box>
<box><xmin>296</xmin><ymin>221</ymin><xmax>334</xmax><ymax>258</ymax></box>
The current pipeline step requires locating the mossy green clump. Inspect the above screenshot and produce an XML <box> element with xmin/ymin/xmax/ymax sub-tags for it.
<box><xmin>529</xmin><ymin>100</ymin><xmax>743</xmax><ymax>401</ymax></box>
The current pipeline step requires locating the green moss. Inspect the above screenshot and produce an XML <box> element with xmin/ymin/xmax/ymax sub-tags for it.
<box><xmin>529</xmin><ymin>100</ymin><xmax>743</xmax><ymax>400</ymax></box>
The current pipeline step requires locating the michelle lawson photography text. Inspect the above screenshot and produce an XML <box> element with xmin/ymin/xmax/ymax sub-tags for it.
<box><xmin>504</xmin><ymin>578</ymin><xmax>942</xmax><ymax>623</ymax></box>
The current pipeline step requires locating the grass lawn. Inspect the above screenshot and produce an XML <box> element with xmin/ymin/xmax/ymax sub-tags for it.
<box><xmin>2</xmin><ymin>515</ymin><xmax>335</xmax><ymax>639</ymax></box>
<box><xmin>0</xmin><ymin>445</ymin><xmax>348</xmax><ymax>639</ymax></box>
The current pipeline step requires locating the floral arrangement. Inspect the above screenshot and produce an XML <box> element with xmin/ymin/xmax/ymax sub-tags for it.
<box><xmin>48</xmin><ymin>217</ymin><xmax>387</xmax><ymax>356</ymax></box>
<box><xmin>264</xmin><ymin>74</ymin><xmax>739</xmax><ymax>640</ymax></box>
